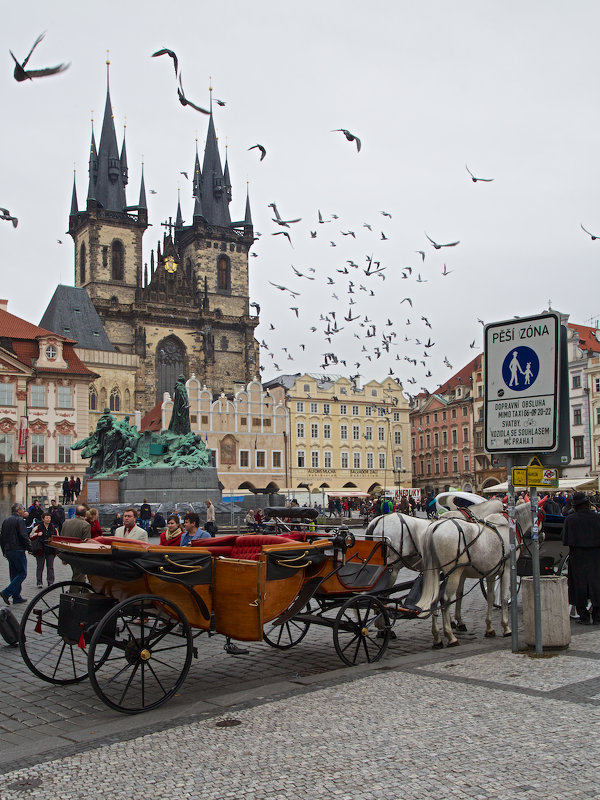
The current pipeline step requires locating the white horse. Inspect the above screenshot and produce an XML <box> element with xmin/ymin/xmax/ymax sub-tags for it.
<box><xmin>414</xmin><ymin>501</ymin><xmax>533</xmax><ymax>647</ymax></box>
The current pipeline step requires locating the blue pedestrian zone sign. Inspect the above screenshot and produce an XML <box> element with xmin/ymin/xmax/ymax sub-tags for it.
<box><xmin>484</xmin><ymin>313</ymin><xmax>559</xmax><ymax>453</ymax></box>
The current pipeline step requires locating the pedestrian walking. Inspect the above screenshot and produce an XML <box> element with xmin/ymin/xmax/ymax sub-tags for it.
<box><xmin>49</xmin><ymin>499</ymin><xmax>65</xmax><ymax>532</ymax></box>
<box><xmin>562</xmin><ymin>492</ymin><xmax>600</xmax><ymax>624</ymax></box>
<box><xmin>62</xmin><ymin>476</ymin><xmax>71</xmax><ymax>504</ymax></box>
<box><xmin>0</xmin><ymin>503</ymin><xmax>31</xmax><ymax>605</ymax></box>
<box><xmin>205</xmin><ymin>499</ymin><xmax>217</xmax><ymax>535</ymax></box>
<box><xmin>30</xmin><ymin>511</ymin><xmax>57</xmax><ymax>588</ymax></box>
<box><xmin>74</xmin><ymin>477</ymin><xmax>81</xmax><ymax>499</ymax></box>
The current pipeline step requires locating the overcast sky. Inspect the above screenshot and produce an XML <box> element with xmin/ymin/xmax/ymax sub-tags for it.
<box><xmin>3</xmin><ymin>2</ymin><xmax>600</xmax><ymax>394</ymax></box>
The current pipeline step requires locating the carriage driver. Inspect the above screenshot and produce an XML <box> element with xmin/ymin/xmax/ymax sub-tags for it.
<box><xmin>562</xmin><ymin>492</ymin><xmax>600</xmax><ymax>624</ymax></box>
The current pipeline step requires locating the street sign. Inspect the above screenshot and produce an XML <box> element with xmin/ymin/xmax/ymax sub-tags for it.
<box><xmin>511</xmin><ymin>457</ymin><xmax>559</xmax><ymax>488</ymax></box>
<box><xmin>485</xmin><ymin>312</ymin><xmax>560</xmax><ymax>453</ymax></box>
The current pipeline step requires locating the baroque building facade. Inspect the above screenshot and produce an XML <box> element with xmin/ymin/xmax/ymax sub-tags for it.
<box><xmin>42</xmin><ymin>69</ymin><xmax>259</xmax><ymax>423</ymax></box>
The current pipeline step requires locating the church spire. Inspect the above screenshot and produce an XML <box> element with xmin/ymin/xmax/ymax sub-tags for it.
<box><xmin>244</xmin><ymin>183</ymin><xmax>252</xmax><ymax>226</ymax></box>
<box><xmin>94</xmin><ymin>56</ymin><xmax>127</xmax><ymax>211</ymax></box>
<box><xmin>200</xmin><ymin>112</ymin><xmax>230</xmax><ymax>226</ymax></box>
<box><xmin>192</xmin><ymin>139</ymin><xmax>201</xmax><ymax>199</ymax></box>
<box><xmin>223</xmin><ymin>147</ymin><xmax>232</xmax><ymax>204</ymax></box>
<box><xmin>70</xmin><ymin>170</ymin><xmax>78</xmax><ymax>216</ymax></box>
<box><xmin>87</xmin><ymin>118</ymin><xmax>97</xmax><ymax>200</ymax></box>
<box><xmin>138</xmin><ymin>163</ymin><xmax>147</xmax><ymax>210</ymax></box>
<box><xmin>175</xmin><ymin>188</ymin><xmax>183</xmax><ymax>228</ymax></box>
<box><xmin>120</xmin><ymin>123</ymin><xmax>128</xmax><ymax>186</ymax></box>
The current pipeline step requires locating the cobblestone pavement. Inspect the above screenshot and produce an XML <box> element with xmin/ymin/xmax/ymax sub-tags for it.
<box><xmin>3</xmin><ymin>537</ymin><xmax>597</xmax><ymax>798</ymax></box>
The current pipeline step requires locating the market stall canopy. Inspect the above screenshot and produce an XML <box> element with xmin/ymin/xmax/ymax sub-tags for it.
<box><xmin>483</xmin><ymin>477</ymin><xmax>599</xmax><ymax>493</ymax></box>
<box><xmin>326</xmin><ymin>491</ymin><xmax>370</xmax><ymax>497</ymax></box>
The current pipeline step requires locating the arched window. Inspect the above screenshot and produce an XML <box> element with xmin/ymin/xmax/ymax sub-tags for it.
<box><xmin>89</xmin><ymin>385</ymin><xmax>97</xmax><ymax>411</ymax></box>
<box><xmin>109</xmin><ymin>387</ymin><xmax>121</xmax><ymax>412</ymax></box>
<box><xmin>111</xmin><ymin>241</ymin><xmax>124</xmax><ymax>281</ymax></box>
<box><xmin>217</xmin><ymin>255</ymin><xmax>229</xmax><ymax>291</ymax></box>
<box><xmin>156</xmin><ymin>336</ymin><xmax>186</xmax><ymax>403</ymax></box>
<box><xmin>80</xmin><ymin>242</ymin><xmax>86</xmax><ymax>284</ymax></box>
<box><xmin>186</xmin><ymin>258</ymin><xmax>192</xmax><ymax>282</ymax></box>
<box><xmin>124</xmin><ymin>388</ymin><xmax>131</xmax><ymax>412</ymax></box>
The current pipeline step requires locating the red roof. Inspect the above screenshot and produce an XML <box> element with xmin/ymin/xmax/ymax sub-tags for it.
<box><xmin>0</xmin><ymin>308</ymin><xmax>75</xmax><ymax>343</ymax></box>
<box><xmin>569</xmin><ymin>323</ymin><xmax>600</xmax><ymax>354</ymax></box>
<box><xmin>140</xmin><ymin>400</ymin><xmax>163</xmax><ymax>432</ymax></box>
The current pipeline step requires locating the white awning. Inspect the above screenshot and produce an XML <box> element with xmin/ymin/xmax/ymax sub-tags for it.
<box><xmin>326</xmin><ymin>491</ymin><xmax>370</xmax><ymax>497</ymax></box>
<box><xmin>483</xmin><ymin>477</ymin><xmax>599</xmax><ymax>493</ymax></box>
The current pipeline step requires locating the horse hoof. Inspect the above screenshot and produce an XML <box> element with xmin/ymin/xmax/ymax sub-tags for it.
<box><xmin>447</xmin><ymin>639</ymin><xmax>460</xmax><ymax>648</ymax></box>
<box><xmin>456</xmin><ymin>623</ymin><xmax>468</xmax><ymax>632</ymax></box>
<box><xmin>450</xmin><ymin>621</ymin><xmax>457</xmax><ymax>630</ymax></box>
<box><xmin>484</xmin><ymin>630</ymin><xmax>496</xmax><ymax>638</ymax></box>
<box><xmin>432</xmin><ymin>641</ymin><xmax>444</xmax><ymax>649</ymax></box>
<box><xmin>503</xmin><ymin>631</ymin><xmax>512</xmax><ymax>638</ymax></box>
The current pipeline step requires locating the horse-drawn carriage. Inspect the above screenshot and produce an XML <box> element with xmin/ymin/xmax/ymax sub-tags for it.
<box><xmin>18</xmin><ymin>508</ymin><xmax>418</xmax><ymax>714</ymax></box>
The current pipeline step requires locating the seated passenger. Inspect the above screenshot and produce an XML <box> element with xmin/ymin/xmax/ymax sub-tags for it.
<box><xmin>114</xmin><ymin>508</ymin><xmax>148</xmax><ymax>541</ymax></box>
<box><xmin>245</xmin><ymin>508</ymin><xmax>257</xmax><ymax>532</ymax></box>
<box><xmin>160</xmin><ymin>515</ymin><xmax>184</xmax><ymax>547</ymax></box>
<box><xmin>254</xmin><ymin>508</ymin><xmax>264</xmax><ymax>531</ymax></box>
<box><xmin>180</xmin><ymin>512</ymin><xmax>211</xmax><ymax>546</ymax></box>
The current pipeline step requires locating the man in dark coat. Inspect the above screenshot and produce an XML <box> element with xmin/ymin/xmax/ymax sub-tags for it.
<box><xmin>562</xmin><ymin>492</ymin><xmax>600</xmax><ymax>624</ymax></box>
<box><xmin>0</xmin><ymin>503</ymin><xmax>31</xmax><ymax>604</ymax></box>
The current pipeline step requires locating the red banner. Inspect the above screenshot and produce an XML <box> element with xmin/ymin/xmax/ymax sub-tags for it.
<box><xmin>18</xmin><ymin>416</ymin><xmax>27</xmax><ymax>456</ymax></box>
<box><xmin>394</xmin><ymin>488</ymin><xmax>421</xmax><ymax>501</ymax></box>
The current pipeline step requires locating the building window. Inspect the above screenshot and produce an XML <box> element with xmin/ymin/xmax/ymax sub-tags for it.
<box><xmin>435</xmin><ymin>460</ymin><xmax>440</xmax><ymax>474</ymax></box>
<box><xmin>31</xmin><ymin>434</ymin><xmax>45</xmax><ymax>463</ymax></box>
<box><xmin>427</xmin><ymin>461</ymin><xmax>432</xmax><ymax>476</ymax></box>
<box><xmin>217</xmin><ymin>255</ymin><xmax>230</xmax><ymax>290</ymax></box>
<box><xmin>58</xmin><ymin>435</ymin><xmax>72</xmax><ymax>464</ymax></box>
<box><xmin>240</xmin><ymin>450</ymin><xmax>249</xmax><ymax>467</ymax></box>
<box><xmin>340</xmin><ymin>404</ymin><xmax>347</xmax><ymax>415</ymax></box>
<box><xmin>57</xmin><ymin>386</ymin><xmax>72</xmax><ymax>409</ymax></box>
<box><xmin>367</xmin><ymin>452</ymin><xmax>374</xmax><ymax>469</ymax></box>
<box><xmin>595</xmin><ymin>378</ymin><xmax>600</xmax><ymax>393</ymax></box>
<box><xmin>596</xmin><ymin>407</ymin><xmax>600</xmax><ymax>425</ymax></box>
<box><xmin>203</xmin><ymin>415</ymin><xmax>210</xmax><ymax>425</ymax></box>
<box><xmin>365</xmin><ymin>406</ymin><xmax>372</xmax><ymax>416</ymax></box>
<box><xmin>573</xmin><ymin>436</ymin><xmax>584</xmax><ymax>460</ymax></box>
<box><xmin>365</xmin><ymin>426</ymin><xmax>373</xmax><ymax>441</ymax></box>
<box><xmin>379</xmin><ymin>453</ymin><xmax>386</xmax><ymax>469</ymax></box>
<box><xmin>323</xmin><ymin>423</ymin><xmax>331</xmax><ymax>439</ymax></box>
<box><xmin>272</xmin><ymin>451</ymin><xmax>282</xmax><ymax>468</ymax></box>
<box><xmin>442</xmin><ymin>430</ymin><xmax>448</xmax><ymax>446</ymax></box>
<box><xmin>452</xmin><ymin>457</ymin><xmax>458</xmax><ymax>472</ymax></box>
<box><xmin>433</xmin><ymin>412</ymin><xmax>438</xmax><ymax>422</ymax></box>
<box><xmin>452</xmin><ymin>428</ymin><xmax>458</xmax><ymax>445</ymax></box>
<box><xmin>352</xmin><ymin>405</ymin><xmax>359</xmax><ymax>416</ymax></box>
<box><xmin>443</xmin><ymin>457</ymin><xmax>448</xmax><ymax>473</ymax></box>
<box><xmin>442</xmin><ymin>411</ymin><xmax>447</xmax><ymax>421</ymax></box>
<box><xmin>109</xmin><ymin>387</ymin><xmax>120</xmax><ymax>412</ymax></box>
<box><xmin>433</xmin><ymin>432</ymin><xmax>438</xmax><ymax>447</ymax></box>
<box><xmin>353</xmin><ymin>452</ymin><xmax>361</xmax><ymax>468</ymax></box>
<box><xmin>412</xmin><ymin>436</ymin><xmax>416</xmax><ymax>451</ymax></box>
<box><xmin>425</xmin><ymin>414</ymin><xmax>430</xmax><ymax>424</ymax></box>
<box><xmin>256</xmin><ymin>451</ymin><xmax>266</xmax><ymax>468</ymax></box>
<box><xmin>464</xmin><ymin>455</ymin><xmax>470</xmax><ymax>472</ymax></box>
<box><xmin>310</xmin><ymin>402</ymin><xmax>318</xmax><ymax>414</ymax></box>
<box><xmin>323</xmin><ymin>403</ymin><xmax>331</xmax><ymax>415</ymax></box>
<box><xmin>311</xmin><ymin>451</ymin><xmax>319</xmax><ymax>468</ymax></box>
<box><xmin>297</xmin><ymin>450</ymin><xmax>305</xmax><ymax>468</ymax></box>
<box><xmin>30</xmin><ymin>385</ymin><xmax>45</xmax><ymax>407</ymax></box>
<box><xmin>0</xmin><ymin>383</ymin><xmax>14</xmax><ymax>406</ymax></box>
<box><xmin>393</xmin><ymin>411</ymin><xmax>400</xmax><ymax>422</ymax></box>
<box><xmin>0</xmin><ymin>433</ymin><xmax>13</xmax><ymax>462</ymax></box>
<box><xmin>111</xmin><ymin>240</ymin><xmax>124</xmax><ymax>281</ymax></box>
<box><xmin>378</xmin><ymin>426</ymin><xmax>385</xmax><ymax>442</ymax></box>
<box><xmin>340</xmin><ymin>424</ymin><xmax>348</xmax><ymax>440</ymax></box>
<box><xmin>419</xmin><ymin>435</ymin><xmax>423</xmax><ymax>449</ymax></box>
<box><xmin>102</xmin><ymin>246</ymin><xmax>108</xmax><ymax>267</ymax></box>
<box><xmin>311</xmin><ymin>423</ymin><xmax>319</xmax><ymax>438</ymax></box>
<box><xmin>341</xmin><ymin>452</ymin><xmax>349</xmax><ymax>469</ymax></box>
<box><xmin>89</xmin><ymin>386</ymin><xmax>97</xmax><ymax>411</ymax></box>
<box><xmin>573</xmin><ymin>408</ymin><xmax>582</xmax><ymax>426</ymax></box>
<box><xmin>452</xmin><ymin>409</ymin><xmax>457</xmax><ymax>419</ymax></box>
<box><xmin>324</xmin><ymin>451</ymin><xmax>332</xmax><ymax>468</ymax></box>
<box><xmin>352</xmin><ymin>425</ymin><xmax>360</xmax><ymax>440</ymax></box>
<box><xmin>80</xmin><ymin>242</ymin><xmax>86</xmax><ymax>283</ymax></box>
<box><xmin>572</xmin><ymin>374</ymin><xmax>581</xmax><ymax>389</ymax></box>
<box><xmin>378</xmin><ymin>407</ymin><xmax>386</xmax><ymax>417</ymax></box>
<box><xmin>252</xmin><ymin>417</ymin><xmax>262</xmax><ymax>427</ymax></box>
<box><xmin>462</xmin><ymin>426</ymin><xmax>469</xmax><ymax>442</ymax></box>
<box><xmin>462</xmin><ymin>406</ymin><xmax>468</xmax><ymax>417</ymax></box>
<box><xmin>426</xmin><ymin>433</ymin><xmax>431</xmax><ymax>448</ymax></box>
<box><xmin>296</xmin><ymin>402</ymin><xmax>304</xmax><ymax>412</ymax></box>
<box><xmin>303</xmin><ymin>384</ymin><xmax>310</xmax><ymax>392</ymax></box>
<box><xmin>420</xmin><ymin>458</ymin><xmax>424</xmax><ymax>474</ymax></box>
<box><xmin>394</xmin><ymin>430</ymin><xmax>402</xmax><ymax>445</ymax></box>
<box><xmin>394</xmin><ymin>455</ymin><xmax>402</xmax><ymax>471</ymax></box>
<box><xmin>297</xmin><ymin>422</ymin><xmax>305</xmax><ymax>438</ymax></box>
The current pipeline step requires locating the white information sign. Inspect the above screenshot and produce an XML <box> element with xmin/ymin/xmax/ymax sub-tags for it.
<box><xmin>485</xmin><ymin>312</ymin><xmax>559</xmax><ymax>453</ymax></box>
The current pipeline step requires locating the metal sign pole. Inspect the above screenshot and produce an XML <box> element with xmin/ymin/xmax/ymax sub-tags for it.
<box><xmin>529</xmin><ymin>486</ymin><xmax>543</xmax><ymax>654</ymax></box>
<box><xmin>507</xmin><ymin>456</ymin><xmax>518</xmax><ymax>653</ymax></box>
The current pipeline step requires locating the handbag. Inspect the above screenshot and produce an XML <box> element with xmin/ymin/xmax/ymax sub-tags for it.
<box><xmin>30</xmin><ymin>529</ymin><xmax>44</xmax><ymax>556</ymax></box>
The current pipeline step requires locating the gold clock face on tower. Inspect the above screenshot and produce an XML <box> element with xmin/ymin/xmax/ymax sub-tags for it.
<box><xmin>164</xmin><ymin>256</ymin><xmax>177</xmax><ymax>274</ymax></box>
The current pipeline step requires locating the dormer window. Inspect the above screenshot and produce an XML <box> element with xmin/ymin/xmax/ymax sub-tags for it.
<box><xmin>45</xmin><ymin>345</ymin><xmax>57</xmax><ymax>360</ymax></box>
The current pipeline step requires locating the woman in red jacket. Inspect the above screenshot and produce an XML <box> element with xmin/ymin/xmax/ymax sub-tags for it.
<box><xmin>86</xmin><ymin>508</ymin><xmax>103</xmax><ymax>538</ymax></box>
<box><xmin>160</xmin><ymin>515</ymin><xmax>184</xmax><ymax>546</ymax></box>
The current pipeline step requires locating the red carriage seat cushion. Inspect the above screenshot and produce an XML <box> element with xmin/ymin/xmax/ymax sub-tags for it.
<box><xmin>229</xmin><ymin>534</ymin><xmax>295</xmax><ymax>561</ymax></box>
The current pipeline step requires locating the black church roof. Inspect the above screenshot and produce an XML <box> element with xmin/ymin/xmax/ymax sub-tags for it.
<box><xmin>40</xmin><ymin>286</ymin><xmax>115</xmax><ymax>351</ymax></box>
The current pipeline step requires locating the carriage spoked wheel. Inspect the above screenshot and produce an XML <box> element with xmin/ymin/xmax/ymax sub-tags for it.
<box><xmin>87</xmin><ymin>594</ymin><xmax>193</xmax><ymax>714</ymax></box>
<box><xmin>263</xmin><ymin>602</ymin><xmax>313</xmax><ymax>650</ymax></box>
<box><xmin>19</xmin><ymin>581</ymin><xmax>110</xmax><ymax>685</ymax></box>
<box><xmin>333</xmin><ymin>594</ymin><xmax>391</xmax><ymax>667</ymax></box>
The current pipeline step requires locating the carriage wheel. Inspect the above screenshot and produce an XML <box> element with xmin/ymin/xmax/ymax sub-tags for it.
<box><xmin>479</xmin><ymin>575</ymin><xmax>521</xmax><ymax>609</ymax></box>
<box><xmin>333</xmin><ymin>595</ymin><xmax>391</xmax><ymax>667</ymax></box>
<box><xmin>19</xmin><ymin>581</ymin><xmax>110</xmax><ymax>685</ymax></box>
<box><xmin>263</xmin><ymin>603</ymin><xmax>312</xmax><ymax>650</ymax></box>
<box><xmin>88</xmin><ymin>595</ymin><xmax>193</xmax><ymax>714</ymax></box>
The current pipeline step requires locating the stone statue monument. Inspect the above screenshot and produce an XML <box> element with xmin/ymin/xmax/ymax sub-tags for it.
<box><xmin>168</xmin><ymin>374</ymin><xmax>191</xmax><ymax>435</ymax></box>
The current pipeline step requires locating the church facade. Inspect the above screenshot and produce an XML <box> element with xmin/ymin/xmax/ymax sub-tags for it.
<box><xmin>61</xmin><ymin>70</ymin><xmax>260</xmax><ymax>418</ymax></box>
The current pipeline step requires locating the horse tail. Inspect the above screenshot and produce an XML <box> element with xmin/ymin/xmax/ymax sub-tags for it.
<box><xmin>411</xmin><ymin>522</ymin><xmax>442</xmax><ymax>616</ymax></box>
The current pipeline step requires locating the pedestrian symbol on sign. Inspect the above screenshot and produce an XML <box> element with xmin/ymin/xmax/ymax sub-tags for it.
<box><xmin>501</xmin><ymin>346</ymin><xmax>540</xmax><ymax>392</ymax></box>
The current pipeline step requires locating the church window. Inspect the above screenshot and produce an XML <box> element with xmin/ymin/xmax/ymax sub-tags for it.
<box><xmin>156</xmin><ymin>337</ymin><xmax>186</xmax><ymax>403</ymax></box>
<box><xmin>186</xmin><ymin>258</ymin><xmax>192</xmax><ymax>282</ymax></box>
<box><xmin>221</xmin><ymin>336</ymin><xmax>228</xmax><ymax>351</ymax></box>
<box><xmin>103</xmin><ymin>246</ymin><xmax>108</xmax><ymax>267</ymax></box>
<box><xmin>217</xmin><ymin>255</ymin><xmax>230</xmax><ymax>291</ymax></box>
<box><xmin>124</xmin><ymin>388</ymin><xmax>131</xmax><ymax>412</ymax></box>
<box><xmin>109</xmin><ymin>387</ymin><xmax>121</xmax><ymax>412</ymax></box>
<box><xmin>111</xmin><ymin>241</ymin><xmax>124</xmax><ymax>281</ymax></box>
<box><xmin>89</xmin><ymin>386</ymin><xmax>97</xmax><ymax>411</ymax></box>
<box><xmin>80</xmin><ymin>242</ymin><xmax>86</xmax><ymax>283</ymax></box>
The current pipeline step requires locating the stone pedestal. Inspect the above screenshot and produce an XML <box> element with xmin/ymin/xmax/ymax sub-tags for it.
<box><xmin>522</xmin><ymin>576</ymin><xmax>571</xmax><ymax>649</ymax></box>
<box><xmin>118</xmin><ymin>467</ymin><xmax>221</xmax><ymax>505</ymax></box>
